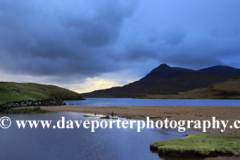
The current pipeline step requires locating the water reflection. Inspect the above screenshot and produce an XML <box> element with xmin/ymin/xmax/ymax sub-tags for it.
<box><xmin>0</xmin><ymin>112</ymin><xmax>200</xmax><ymax>160</ymax></box>
<box><xmin>65</xmin><ymin>98</ymin><xmax>240</xmax><ymax>107</ymax></box>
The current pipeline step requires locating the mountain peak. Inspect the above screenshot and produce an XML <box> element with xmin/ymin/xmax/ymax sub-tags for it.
<box><xmin>158</xmin><ymin>64</ymin><xmax>170</xmax><ymax>68</ymax></box>
<box><xmin>82</xmin><ymin>64</ymin><xmax>240</xmax><ymax>98</ymax></box>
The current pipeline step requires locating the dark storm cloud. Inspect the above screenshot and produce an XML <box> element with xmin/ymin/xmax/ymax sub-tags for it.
<box><xmin>0</xmin><ymin>0</ymin><xmax>138</xmax><ymax>81</ymax></box>
<box><xmin>163</xmin><ymin>29</ymin><xmax>186</xmax><ymax>46</ymax></box>
<box><xmin>60</xmin><ymin>0</ymin><xmax>135</xmax><ymax>47</ymax></box>
<box><xmin>0</xmin><ymin>0</ymin><xmax>240</xmax><ymax>85</ymax></box>
<box><xmin>123</xmin><ymin>44</ymin><xmax>158</xmax><ymax>62</ymax></box>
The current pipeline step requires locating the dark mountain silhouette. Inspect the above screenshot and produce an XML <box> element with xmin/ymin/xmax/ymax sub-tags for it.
<box><xmin>81</xmin><ymin>64</ymin><xmax>240</xmax><ymax>98</ymax></box>
<box><xmin>199</xmin><ymin>65</ymin><xmax>240</xmax><ymax>74</ymax></box>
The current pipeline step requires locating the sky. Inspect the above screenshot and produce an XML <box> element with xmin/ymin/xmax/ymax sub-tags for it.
<box><xmin>0</xmin><ymin>0</ymin><xmax>240</xmax><ymax>93</ymax></box>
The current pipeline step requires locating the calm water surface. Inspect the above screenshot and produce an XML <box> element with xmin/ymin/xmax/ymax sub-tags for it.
<box><xmin>0</xmin><ymin>112</ymin><xmax>201</xmax><ymax>160</ymax></box>
<box><xmin>65</xmin><ymin>98</ymin><xmax>240</xmax><ymax>106</ymax></box>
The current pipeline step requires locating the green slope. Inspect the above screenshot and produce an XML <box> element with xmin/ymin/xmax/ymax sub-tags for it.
<box><xmin>0</xmin><ymin>82</ymin><xmax>84</xmax><ymax>103</ymax></box>
<box><xmin>177</xmin><ymin>77</ymin><xmax>240</xmax><ymax>99</ymax></box>
<box><xmin>142</xmin><ymin>77</ymin><xmax>240</xmax><ymax>99</ymax></box>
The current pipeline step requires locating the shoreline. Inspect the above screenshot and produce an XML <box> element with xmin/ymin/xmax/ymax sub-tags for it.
<box><xmin>40</xmin><ymin>105</ymin><xmax>240</xmax><ymax>136</ymax></box>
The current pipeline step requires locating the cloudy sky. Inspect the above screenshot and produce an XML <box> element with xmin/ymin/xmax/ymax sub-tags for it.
<box><xmin>0</xmin><ymin>0</ymin><xmax>240</xmax><ymax>93</ymax></box>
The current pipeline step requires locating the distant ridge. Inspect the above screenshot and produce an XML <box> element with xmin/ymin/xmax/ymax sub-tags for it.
<box><xmin>199</xmin><ymin>65</ymin><xmax>240</xmax><ymax>74</ymax></box>
<box><xmin>82</xmin><ymin>64</ymin><xmax>240</xmax><ymax>98</ymax></box>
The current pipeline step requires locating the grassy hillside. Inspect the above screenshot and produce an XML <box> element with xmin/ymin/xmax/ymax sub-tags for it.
<box><xmin>0</xmin><ymin>82</ymin><xmax>84</xmax><ymax>103</ymax></box>
<box><xmin>143</xmin><ymin>77</ymin><xmax>240</xmax><ymax>99</ymax></box>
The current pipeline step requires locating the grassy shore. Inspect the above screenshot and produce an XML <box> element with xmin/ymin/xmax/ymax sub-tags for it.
<box><xmin>151</xmin><ymin>134</ymin><xmax>240</xmax><ymax>157</ymax></box>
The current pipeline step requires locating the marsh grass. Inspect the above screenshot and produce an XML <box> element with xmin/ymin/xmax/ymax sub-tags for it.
<box><xmin>150</xmin><ymin>134</ymin><xmax>240</xmax><ymax>157</ymax></box>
